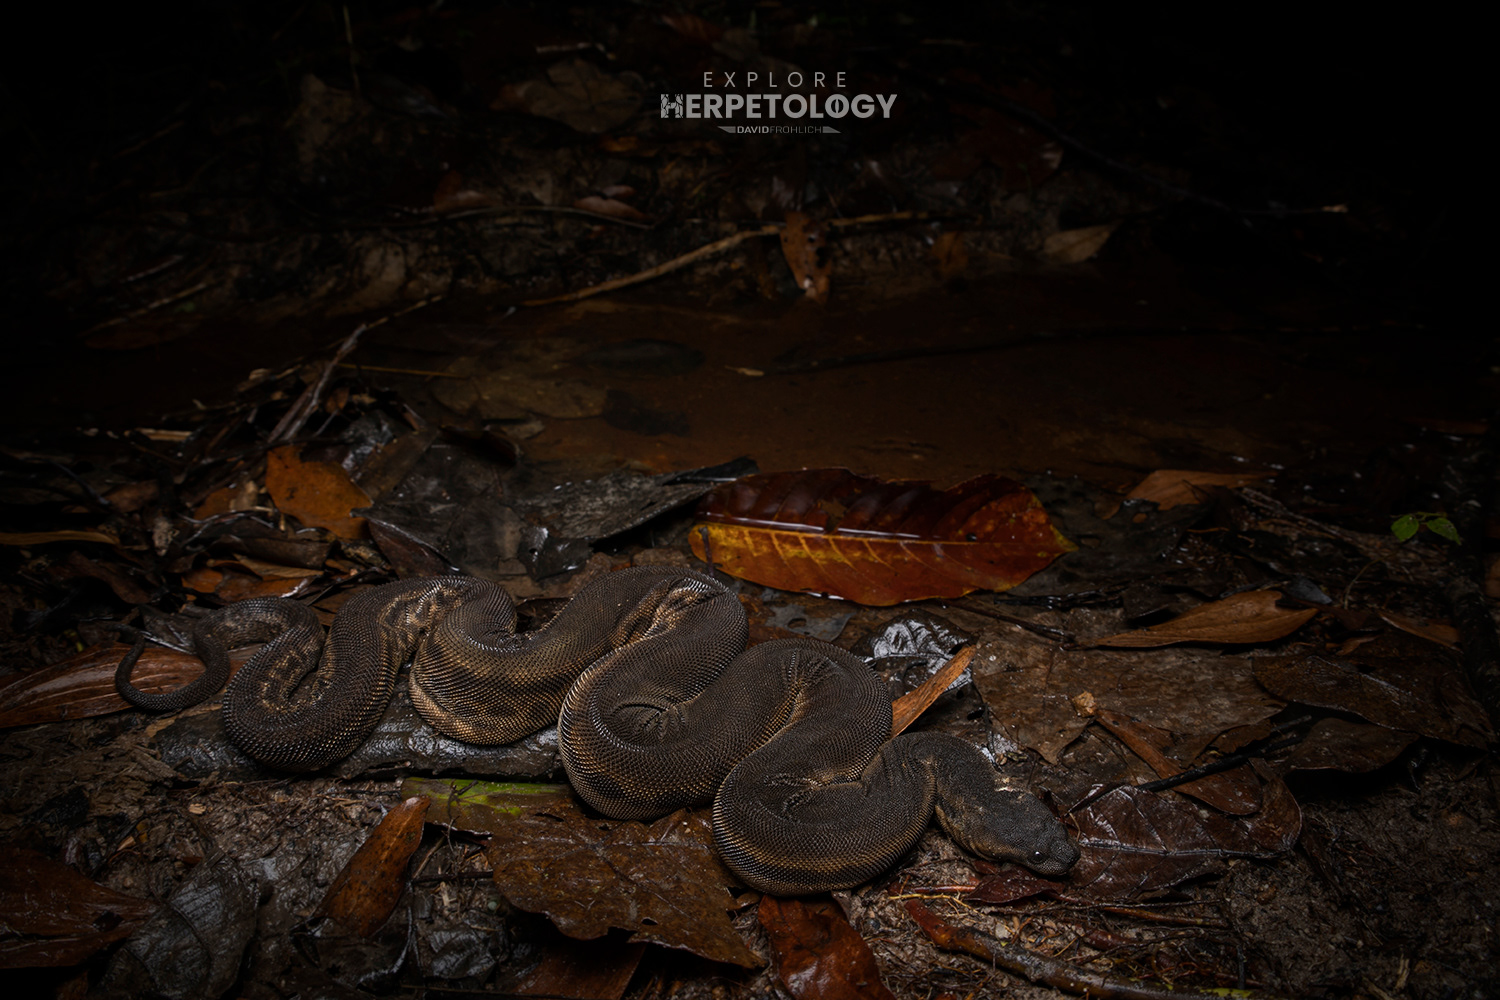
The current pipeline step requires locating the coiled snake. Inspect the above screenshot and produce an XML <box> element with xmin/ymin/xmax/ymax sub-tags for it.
<box><xmin>117</xmin><ymin>567</ymin><xmax>1077</xmax><ymax>893</ymax></box>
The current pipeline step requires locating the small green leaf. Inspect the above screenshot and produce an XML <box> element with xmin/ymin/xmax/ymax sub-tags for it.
<box><xmin>1391</xmin><ymin>515</ymin><xmax>1419</xmax><ymax>541</ymax></box>
<box><xmin>1426</xmin><ymin>517</ymin><xmax>1462</xmax><ymax>544</ymax></box>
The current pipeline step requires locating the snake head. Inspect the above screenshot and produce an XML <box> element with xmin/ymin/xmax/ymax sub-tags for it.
<box><xmin>936</xmin><ymin>788</ymin><xmax>1080</xmax><ymax>877</ymax></box>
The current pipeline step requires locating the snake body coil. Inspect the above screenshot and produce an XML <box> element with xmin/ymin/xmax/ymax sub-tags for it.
<box><xmin>117</xmin><ymin>567</ymin><xmax>1077</xmax><ymax>892</ymax></box>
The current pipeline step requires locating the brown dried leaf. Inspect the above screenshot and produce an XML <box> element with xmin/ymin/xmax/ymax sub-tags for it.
<box><xmin>971</xmin><ymin>640</ymin><xmax>1283</xmax><ymax>765</ymax></box>
<box><xmin>933</xmin><ymin>104</ymin><xmax>1062</xmax><ymax>187</ymax></box>
<box><xmin>315</xmin><ymin>795</ymin><xmax>430</xmax><ymax>936</ymax></box>
<box><xmin>891</xmin><ymin>647</ymin><xmax>974</xmax><ymax>736</ymax></box>
<box><xmin>1279</xmin><ymin>718</ymin><xmax>1418</xmax><ymax>773</ymax></box>
<box><xmin>780</xmin><ymin>212</ymin><xmax>831</xmax><ymax>303</ymax></box>
<box><xmin>433</xmin><ymin>170</ymin><xmax>494</xmax><ymax>213</ymax></box>
<box><xmin>409</xmin><ymin>778</ymin><xmax>758</xmax><ymax>968</ymax></box>
<box><xmin>513</xmin><ymin>937</ymin><xmax>645</xmax><ymax>1000</ymax></box>
<box><xmin>1118</xmin><ymin>469</ymin><xmax>1269</xmax><ymax>513</ymax></box>
<box><xmin>1088</xmin><ymin>590</ymin><xmax>1316</xmax><ymax>648</ymax></box>
<box><xmin>182</xmin><ymin>566</ymin><xmax>311</xmax><ymax>601</ymax></box>
<box><xmin>1043</xmin><ymin>224</ymin><xmax>1117</xmax><ymax>264</ymax></box>
<box><xmin>1093</xmin><ymin>709</ymin><xmax>1261</xmax><ymax>815</ymax></box>
<box><xmin>492</xmin><ymin>59</ymin><xmax>643</xmax><ymax>134</ymax></box>
<box><xmin>0</xmin><ymin>848</ymin><xmax>157</xmax><ymax>968</ymax></box>
<box><xmin>264</xmin><ymin>445</ymin><xmax>370</xmax><ymax>541</ymax></box>
<box><xmin>0</xmin><ymin>642</ymin><xmax>249</xmax><ymax>728</ymax></box>
<box><xmin>1066</xmin><ymin>766</ymin><xmax>1300</xmax><ymax>900</ymax></box>
<box><xmin>758</xmin><ymin>896</ymin><xmax>895</xmax><ymax>1000</ymax></box>
<box><xmin>692</xmin><ymin>470</ymin><xmax>1075</xmax><ymax>606</ymax></box>
<box><xmin>1376</xmin><ymin>610</ymin><xmax>1459</xmax><ymax>648</ymax></box>
<box><xmin>929</xmin><ymin>230</ymin><xmax>968</xmax><ymax>279</ymax></box>
<box><xmin>1253</xmin><ymin>632</ymin><xmax>1493</xmax><ymax>747</ymax></box>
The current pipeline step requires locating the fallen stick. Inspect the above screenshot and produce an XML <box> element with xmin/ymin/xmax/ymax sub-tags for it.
<box><xmin>905</xmin><ymin>898</ymin><xmax>1285</xmax><ymax>1000</ymax></box>
<box><xmin>522</xmin><ymin>211</ymin><xmax>939</xmax><ymax>307</ymax></box>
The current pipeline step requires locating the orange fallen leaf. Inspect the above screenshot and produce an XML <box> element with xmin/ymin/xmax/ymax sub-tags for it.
<box><xmin>0</xmin><ymin>849</ymin><xmax>158</xmax><ymax>968</ymax></box>
<box><xmin>0</xmin><ymin>529</ymin><xmax>119</xmax><ymax>546</ymax></box>
<box><xmin>573</xmin><ymin>195</ymin><xmax>648</xmax><ymax>221</ymax></box>
<box><xmin>1088</xmin><ymin>590</ymin><xmax>1316</xmax><ymax>648</ymax></box>
<box><xmin>692</xmin><ymin>470</ymin><xmax>1074</xmax><ymax>606</ymax></box>
<box><xmin>264</xmin><ymin>445</ymin><xmax>370</xmax><ymax>540</ymax></box>
<box><xmin>1377</xmin><ymin>610</ymin><xmax>1459</xmax><ymax>648</ymax></box>
<box><xmin>315</xmin><ymin>795</ymin><xmax>431</xmax><ymax>936</ymax></box>
<box><xmin>780</xmin><ymin>212</ymin><xmax>831</xmax><ymax>303</ymax></box>
<box><xmin>1043</xmin><ymin>223</ymin><xmax>1117</xmax><ymax>264</ymax></box>
<box><xmin>1112</xmin><ymin>468</ymin><xmax>1269</xmax><ymax>515</ymax></box>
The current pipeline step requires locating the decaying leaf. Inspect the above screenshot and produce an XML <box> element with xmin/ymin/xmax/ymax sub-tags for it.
<box><xmin>1087</xmin><ymin>590</ymin><xmax>1316</xmax><ymax>648</ymax></box>
<box><xmin>692</xmin><ymin>470</ymin><xmax>1075</xmax><ymax>605</ymax></box>
<box><xmin>265</xmin><ymin>444</ymin><xmax>370</xmax><ymax>541</ymax></box>
<box><xmin>573</xmin><ymin>195</ymin><xmax>648</xmax><ymax>222</ymax></box>
<box><xmin>1065</xmin><ymin>766</ymin><xmax>1300</xmax><ymax>899</ymax></box>
<box><xmin>0</xmin><ymin>641</ymin><xmax>250</xmax><ymax>728</ymax></box>
<box><xmin>780</xmin><ymin>212</ymin><xmax>831</xmax><ymax>303</ymax></box>
<box><xmin>1043</xmin><ymin>223</ymin><xmax>1117</xmax><ymax>264</ymax></box>
<box><xmin>0</xmin><ymin>529</ymin><xmax>120</xmax><ymax>546</ymax></box>
<box><xmin>1253</xmin><ymin>632</ymin><xmax>1493</xmax><ymax>747</ymax></box>
<box><xmin>315</xmin><ymin>795</ymin><xmax>431</xmax><ymax>936</ymax></box>
<box><xmin>410</xmin><ymin>778</ymin><xmax>759</xmax><ymax>968</ymax></box>
<box><xmin>758</xmin><ymin>896</ymin><xmax>895</xmax><ymax>1000</ymax></box>
<box><xmin>512</xmin><ymin>936</ymin><xmax>646</xmax><ymax>1000</ymax></box>
<box><xmin>1118</xmin><ymin>468</ymin><xmax>1270</xmax><ymax>513</ymax></box>
<box><xmin>971</xmin><ymin>639</ymin><xmax>1283</xmax><ymax>765</ymax></box>
<box><xmin>0</xmin><ymin>849</ymin><xmax>158</xmax><ymax>968</ymax></box>
<box><xmin>492</xmin><ymin>59</ymin><xmax>643</xmax><ymax>134</ymax></box>
<box><xmin>1278</xmin><ymin>718</ymin><xmax>1418</xmax><ymax>774</ymax></box>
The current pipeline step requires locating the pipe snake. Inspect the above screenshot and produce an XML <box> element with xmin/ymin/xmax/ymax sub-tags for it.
<box><xmin>116</xmin><ymin>566</ymin><xmax>1077</xmax><ymax>894</ymax></box>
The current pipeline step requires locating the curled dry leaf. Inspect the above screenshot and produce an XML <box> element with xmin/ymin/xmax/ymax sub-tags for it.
<box><xmin>410</xmin><ymin>778</ymin><xmax>758</xmax><ymax>968</ymax></box>
<box><xmin>758</xmin><ymin>896</ymin><xmax>896</xmax><ymax>1000</ymax></box>
<box><xmin>692</xmin><ymin>470</ymin><xmax>1075</xmax><ymax>605</ymax></box>
<box><xmin>1117</xmin><ymin>468</ymin><xmax>1270</xmax><ymax>514</ymax></box>
<box><xmin>0</xmin><ymin>849</ymin><xmax>158</xmax><ymax>968</ymax></box>
<box><xmin>265</xmin><ymin>445</ymin><xmax>370</xmax><ymax>541</ymax></box>
<box><xmin>315</xmin><ymin>795</ymin><xmax>431</xmax><ymax>936</ymax></box>
<box><xmin>780</xmin><ymin>212</ymin><xmax>831</xmax><ymax>303</ymax></box>
<box><xmin>1088</xmin><ymin>590</ymin><xmax>1316</xmax><ymax>648</ymax></box>
<box><xmin>1043</xmin><ymin>223</ymin><xmax>1118</xmax><ymax>264</ymax></box>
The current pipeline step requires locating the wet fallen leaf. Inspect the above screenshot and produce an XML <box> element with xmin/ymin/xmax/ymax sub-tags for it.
<box><xmin>54</xmin><ymin>550</ymin><xmax>152</xmax><ymax>604</ymax></box>
<box><xmin>692</xmin><ymin>470</ymin><xmax>1075</xmax><ymax>605</ymax></box>
<box><xmin>1253</xmin><ymin>632</ymin><xmax>1493</xmax><ymax>747</ymax></box>
<box><xmin>758</xmin><ymin>896</ymin><xmax>895</xmax><ymax>1000</ymax></box>
<box><xmin>315</xmin><ymin>795</ymin><xmax>430</xmax><ymax>936</ymax></box>
<box><xmin>1066</xmin><ymin>766</ymin><xmax>1300</xmax><ymax>899</ymax></box>
<box><xmin>0</xmin><ymin>642</ymin><xmax>250</xmax><ymax>728</ymax></box>
<box><xmin>1088</xmin><ymin>590</ymin><xmax>1316</xmax><ymax>647</ymax></box>
<box><xmin>0</xmin><ymin>848</ymin><xmax>157</xmax><ymax>968</ymax></box>
<box><xmin>971</xmin><ymin>640</ymin><xmax>1283</xmax><ymax>764</ymax></box>
<box><xmin>100</xmin><ymin>857</ymin><xmax>260</xmax><ymax>997</ymax></box>
<box><xmin>1117</xmin><ymin>469</ymin><xmax>1270</xmax><ymax>514</ymax></box>
<box><xmin>1278</xmin><ymin>718</ymin><xmax>1418</xmax><ymax>773</ymax></box>
<box><xmin>265</xmin><ymin>445</ymin><xmax>370</xmax><ymax>540</ymax></box>
<box><xmin>193</xmin><ymin>480</ymin><xmax>261</xmax><ymax>518</ymax></box>
<box><xmin>891</xmin><ymin>647</ymin><xmax>974</xmax><ymax>736</ymax></box>
<box><xmin>1093</xmin><ymin>709</ymin><xmax>1261</xmax><ymax>815</ymax></box>
<box><xmin>933</xmin><ymin>104</ymin><xmax>1062</xmax><ymax>188</ymax></box>
<box><xmin>1043</xmin><ymin>224</ymin><xmax>1117</xmax><ymax>264</ymax></box>
<box><xmin>781</xmin><ymin>212</ymin><xmax>831</xmax><ymax>303</ymax></box>
<box><xmin>492</xmin><ymin>59</ymin><xmax>643</xmax><ymax>134</ymax></box>
<box><xmin>513</xmin><ymin>937</ymin><xmax>646</xmax><ymax>1000</ymax></box>
<box><xmin>411</xmin><ymin>778</ymin><xmax>758</xmax><ymax>967</ymax></box>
